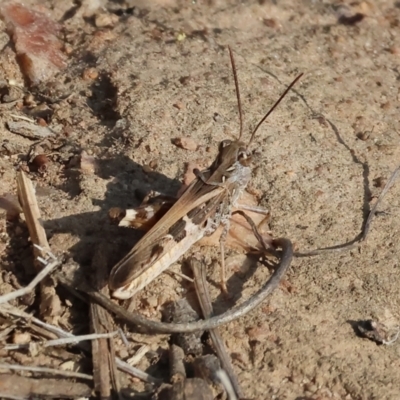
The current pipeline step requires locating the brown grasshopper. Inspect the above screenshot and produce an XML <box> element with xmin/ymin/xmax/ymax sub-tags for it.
<box><xmin>109</xmin><ymin>48</ymin><xmax>302</xmax><ymax>299</ymax></box>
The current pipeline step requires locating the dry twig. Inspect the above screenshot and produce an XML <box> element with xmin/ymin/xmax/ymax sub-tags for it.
<box><xmin>0</xmin><ymin>304</ymin><xmax>161</xmax><ymax>385</ymax></box>
<box><xmin>126</xmin><ymin>344</ymin><xmax>149</xmax><ymax>366</ymax></box>
<box><xmin>0</xmin><ymin>363</ymin><xmax>93</xmax><ymax>380</ymax></box>
<box><xmin>215</xmin><ymin>369</ymin><xmax>238</xmax><ymax>400</ymax></box>
<box><xmin>16</xmin><ymin>172</ymin><xmax>50</xmax><ymax>264</ymax></box>
<box><xmin>295</xmin><ymin>165</ymin><xmax>400</xmax><ymax>257</ymax></box>
<box><xmin>191</xmin><ymin>257</ymin><xmax>243</xmax><ymax>399</ymax></box>
<box><xmin>3</xmin><ymin>332</ymin><xmax>118</xmax><ymax>350</ymax></box>
<box><xmin>56</xmin><ymin>236</ymin><xmax>292</xmax><ymax>334</ymax></box>
<box><xmin>0</xmin><ymin>256</ymin><xmax>59</xmax><ymax>305</ymax></box>
<box><xmin>89</xmin><ymin>243</ymin><xmax>121</xmax><ymax>398</ymax></box>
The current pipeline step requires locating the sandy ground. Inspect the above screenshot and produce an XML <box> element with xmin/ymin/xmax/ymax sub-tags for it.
<box><xmin>1</xmin><ymin>0</ymin><xmax>400</xmax><ymax>399</ymax></box>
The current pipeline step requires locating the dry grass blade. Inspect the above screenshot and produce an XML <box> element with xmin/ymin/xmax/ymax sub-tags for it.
<box><xmin>0</xmin><ymin>258</ymin><xmax>60</xmax><ymax>304</ymax></box>
<box><xmin>16</xmin><ymin>171</ymin><xmax>62</xmax><ymax>322</ymax></box>
<box><xmin>16</xmin><ymin>171</ymin><xmax>50</xmax><ymax>267</ymax></box>
<box><xmin>0</xmin><ymin>363</ymin><xmax>93</xmax><ymax>380</ymax></box>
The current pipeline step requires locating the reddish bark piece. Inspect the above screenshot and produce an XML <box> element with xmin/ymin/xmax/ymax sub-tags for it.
<box><xmin>0</xmin><ymin>2</ymin><xmax>67</xmax><ymax>85</ymax></box>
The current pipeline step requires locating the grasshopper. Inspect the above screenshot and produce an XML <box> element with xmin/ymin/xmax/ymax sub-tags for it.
<box><xmin>109</xmin><ymin>48</ymin><xmax>302</xmax><ymax>299</ymax></box>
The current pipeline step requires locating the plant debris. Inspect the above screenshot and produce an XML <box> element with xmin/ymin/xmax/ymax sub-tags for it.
<box><xmin>7</xmin><ymin>120</ymin><xmax>56</xmax><ymax>139</ymax></box>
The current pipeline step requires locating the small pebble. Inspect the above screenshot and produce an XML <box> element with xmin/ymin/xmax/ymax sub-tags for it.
<box><xmin>179</xmin><ymin>76</ymin><xmax>191</xmax><ymax>85</ymax></box>
<box><xmin>149</xmin><ymin>159</ymin><xmax>158</xmax><ymax>170</ymax></box>
<box><xmin>356</xmin><ymin>131</ymin><xmax>369</xmax><ymax>140</ymax></box>
<box><xmin>80</xmin><ymin>151</ymin><xmax>97</xmax><ymax>174</ymax></box>
<box><xmin>82</xmin><ymin>67</ymin><xmax>99</xmax><ymax>80</ymax></box>
<box><xmin>143</xmin><ymin>295</ymin><xmax>158</xmax><ymax>308</ymax></box>
<box><xmin>23</xmin><ymin>93</ymin><xmax>35</xmax><ymax>106</ymax></box>
<box><xmin>172</xmin><ymin>137</ymin><xmax>198</xmax><ymax>151</ymax></box>
<box><xmin>389</xmin><ymin>46</ymin><xmax>400</xmax><ymax>55</ymax></box>
<box><xmin>118</xmin><ymin>348</ymin><xmax>129</xmax><ymax>359</ymax></box>
<box><xmin>263</xmin><ymin>18</ymin><xmax>279</xmax><ymax>29</ymax></box>
<box><xmin>94</xmin><ymin>13</ymin><xmax>118</xmax><ymax>28</ymax></box>
<box><xmin>213</xmin><ymin>112</ymin><xmax>223</xmax><ymax>123</ymax></box>
<box><xmin>173</xmin><ymin>101</ymin><xmax>184</xmax><ymax>110</ymax></box>
<box><xmin>59</xmin><ymin>360</ymin><xmax>78</xmax><ymax>372</ymax></box>
<box><xmin>13</xmin><ymin>331</ymin><xmax>31</xmax><ymax>344</ymax></box>
<box><xmin>37</xmin><ymin>117</ymin><xmax>47</xmax><ymax>126</ymax></box>
<box><xmin>373</xmin><ymin>176</ymin><xmax>385</xmax><ymax>188</ymax></box>
<box><xmin>247</xmin><ymin>323</ymin><xmax>271</xmax><ymax>341</ymax></box>
<box><xmin>142</xmin><ymin>164</ymin><xmax>153</xmax><ymax>174</ymax></box>
<box><xmin>31</xmin><ymin>154</ymin><xmax>49</xmax><ymax>172</ymax></box>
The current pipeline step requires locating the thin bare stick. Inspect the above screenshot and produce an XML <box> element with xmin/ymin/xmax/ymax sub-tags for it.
<box><xmin>216</xmin><ymin>369</ymin><xmax>238</xmax><ymax>400</ymax></box>
<box><xmin>0</xmin><ymin>304</ymin><xmax>161</xmax><ymax>385</ymax></box>
<box><xmin>0</xmin><ymin>363</ymin><xmax>93</xmax><ymax>380</ymax></box>
<box><xmin>126</xmin><ymin>345</ymin><xmax>150</xmax><ymax>366</ymax></box>
<box><xmin>118</xmin><ymin>328</ymin><xmax>130</xmax><ymax>347</ymax></box>
<box><xmin>10</xmin><ymin>114</ymin><xmax>35</xmax><ymax>123</ymax></box>
<box><xmin>167</xmin><ymin>269</ymin><xmax>194</xmax><ymax>283</ymax></box>
<box><xmin>56</xmin><ymin>234</ymin><xmax>293</xmax><ymax>334</ymax></box>
<box><xmin>362</xmin><ymin>164</ymin><xmax>400</xmax><ymax>241</ymax></box>
<box><xmin>228</xmin><ymin>46</ymin><xmax>244</xmax><ymax>141</ymax></box>
<box><xmin>3</xmin><ymin>332</ymin><xmax>118</xmax><ymax>350</ymax></box>
<box><xmin>191</xmin><ymin>257</ymin><xmax>243</xmax><ymax>399</ymax></box>
<box><xmin>0</xmin><ymin>258</ymin><xmax>60</xmax><ymax>304</ymax></box>
<box><xmin>115</xmin><ymin>358</ymin><xmax>162</xmax><ymax>384</ymax></box>
<box><xmin>0</xmin><ymin>303</ymin><xmax>72</xmax><ymax>338</ymax></box>
<box><xmin>295</xmin><ymin>164</ymin><xmax>400</xmax><ymax>257</ymax></box>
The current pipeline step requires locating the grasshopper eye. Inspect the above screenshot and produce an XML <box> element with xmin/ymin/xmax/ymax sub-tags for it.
<box><xmin>238</xmin><ymin>148</ymin><xmax>251</xmax><ymax>165</ymax></box>
<box><xmin>219</xmin><ymin>140</ymin><xmax>232</xmax><ymax>151</ymax></box>
<box><xmin>238</xmin><ymin>148</ymin><xmax>247</xmax><ymax>159</ymax></box>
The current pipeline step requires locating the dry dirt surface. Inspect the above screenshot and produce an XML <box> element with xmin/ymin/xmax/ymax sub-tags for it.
<box><xmin>1</xmin><ymin>1</ymin><xmax>400</xmax><ymax>399</ymax></box>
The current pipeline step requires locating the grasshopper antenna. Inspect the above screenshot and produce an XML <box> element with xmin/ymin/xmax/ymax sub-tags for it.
<box><xmin>228</xmin><ymin>46</ymin><xmax>244</xmax><ymax>141</ymax></box>
<box><xmin>247</xmin><ymin>73</ymin><xmax>303</xmax><ymax>148</ymax></box>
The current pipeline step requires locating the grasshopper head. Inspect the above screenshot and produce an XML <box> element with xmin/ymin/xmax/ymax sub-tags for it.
<box><xmin>211</xmin><ymin>139</ymin><xmax>252</xmax><ymax>176</ymax></box>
